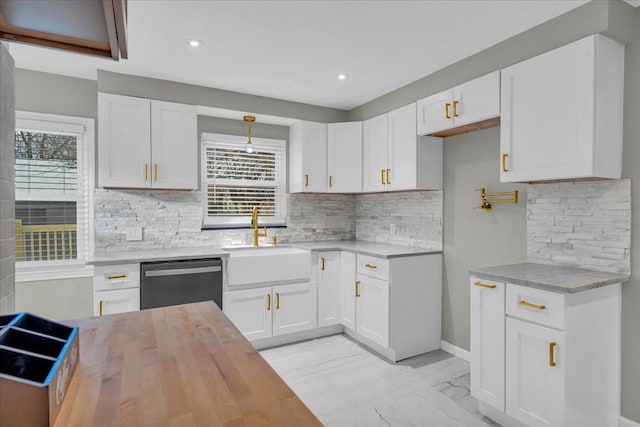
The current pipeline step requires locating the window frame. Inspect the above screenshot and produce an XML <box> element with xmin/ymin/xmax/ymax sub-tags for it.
<box><xmin>201</xmin><ymin>133</ymin><xmax>287</xmax><ymax>228</ymax></box>
<box><xmin>14</xmin><ymin>111</ymin><xmax>95</xmax><ymax>282</ymax></box>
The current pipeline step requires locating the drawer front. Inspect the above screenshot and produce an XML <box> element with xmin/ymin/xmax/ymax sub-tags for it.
<box><xmin>94</xmin><ymin>263</ymin><xmax>140</xmax><ymax>291</ymax></box>
<box><xmin>506</xmin><ymin>284</ymin><xmax>565</xmax><ymax>330</ymax></box>
<box><xmin>357</xmin><ymin>254</ymin><xmax>389</xmax><ymax>281</ymax></box>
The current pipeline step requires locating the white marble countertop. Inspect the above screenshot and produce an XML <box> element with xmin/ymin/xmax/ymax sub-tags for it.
<box><xmin>87</xmin><ymin>246</ymin><xmax>230</xmax><ymax>266</ymax></box>
<box><xmin>469</xmin><ymin>262</ymin><xmax>630</xmax><ymax>293</ymax></box>
<box><xmin>291</xmin><ymin>240</ymin><xmax>442</xmax><ymax>258</ymax></box>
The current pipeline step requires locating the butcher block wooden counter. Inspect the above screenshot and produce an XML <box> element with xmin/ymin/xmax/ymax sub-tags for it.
<box><xmin>54</xmin><ymin>301</ymin><xmax>321</xmax><ymax>426</ymax></box>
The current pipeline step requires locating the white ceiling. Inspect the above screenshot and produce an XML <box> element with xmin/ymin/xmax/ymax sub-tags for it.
<box><xmin>7</xmin><ymin>0</ymin><xmax>590</xmax><ymax>110</ymax></box>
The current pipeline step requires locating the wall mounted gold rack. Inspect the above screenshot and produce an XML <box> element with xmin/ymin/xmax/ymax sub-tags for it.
<box><xmin>474</xmin><ymin>187</ymin><xmax>518</xmax><ymax>211</ymax></box>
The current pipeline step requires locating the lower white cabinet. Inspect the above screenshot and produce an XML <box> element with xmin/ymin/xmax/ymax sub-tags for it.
<box><xmin>223</xmin><ymin>282</ymin><xmax>317</xmax><ymax>340</ymax></box>
<box><xmin>316</xmin><ymin>251</ymin><xmax>341</xmax><ymax>327</ymax></box>
<box><xmin>92</xmin><ymin>263</ymin><xmax>140</xmax><ymax>316</ymax></box>
<box><xmin>470</xmin><ymin>276</ymin><xmax>621</xmax><ymax>427</ymax></box>
<box><xmin>355</xmin><ymin>274</ymin><xmax>389</xmax><ymax>347</ymax></box>
<box><xmin>93</xmin><ymin>288</ymin><xmax>140</xmax><ymax>316</ymax></box>
<box><xmin>506</xmin><ymin>317</ymin><xmax>565</xmax><ymax>427</ymax></box>
<box><xmin>340</xmin><ymin>251</ymin><xmax>357</xmax><ymax>329</ymax></box>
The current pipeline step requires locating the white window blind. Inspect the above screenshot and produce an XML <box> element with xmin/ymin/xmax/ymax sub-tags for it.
<box><xmin>202</xmin><ymin>133</ymin><xmax>286</xmax><ymax>227</ymax></box>
<box><xmin>14</xmin><ymin>112</ymin><xmax>94</xmax><ymax>266</ymax></box>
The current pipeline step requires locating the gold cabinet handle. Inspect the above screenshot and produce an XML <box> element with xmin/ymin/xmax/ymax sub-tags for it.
<box><xmin>445</xmin><ymin>103</ymin><xmax>451</xmax><ymax>119</ymax></box>
<box><xmin>381</xmin><ymin>169</ymin><xmax>386</xmax><ymax>185</ymax></box>
<box><xmin>364</xmin><ymin>263</ymin><xmax>377</xmax><ymax>269</ymax></box>
<box><xmin>267</xmin><ymin>294</ymin><xmax>271</xmax><ymax>311</ymax></box>
<box><xmin>386</xmin><ymin>168</ymin><xmax>391</xmax><ymax>185</ymax></box>
<box><xmin>144</xmin><ymin>163</ymin><xmax>148</xmax><ymax>181</ymax></box>
<box><xmin>154</xmin><ymin>163</ymin><xmax>158</xmax><ymax>181</ymax></box>
<box><xmin>519</xmin><ymin>300</ymin><xmax>546</xmax><ymax>310</ymax></box>
<box><xmin>99</xmin><ymin>300</ymin><xmax>103</xmax><ymax>316</ymax></box>
<box><xmin>275</xmin><ymin>293</ymin><xmax>280</xmax><ymax>309</ymax></box>
<box><xmin>549</xmin><ymin>342</ymin><xmax>557</xmax><ymax>367</ymax></box>
<box><xmin>107</xmin><ymin>274</ymin><xmax>127</xmax><ymax>280</ymax></box>
<box><xmin>453</xmin><ymin>100</ymin><xmax>459</xmax><ymax>117</ymax></box>
<box><xmin>355</xmin><ymin>280</ymin><xmax>361</xmax><ymax>298</ymax></box>
<box><xmin>502</xmin><ymin>153</ymin><xmax>509</xmax><ymax>173</ymax></box>
<box><xmin>321</xmin><ymin>257</ymin><xmax>325</xmax><ymax>271</ymax></box>
<box><xmin>305</xmin><ymin>174</ymin><xmax>309</xmax><ymax>187</ymax></box>
<box><xmin>329</xmin><ymin>176</ymin><xmax>333</xmax><ymax>188</ymax></box>
<box><xmin>474</xmin><ymin>281</ymin><xmax>496</xmax><ymax>289</ymax></box>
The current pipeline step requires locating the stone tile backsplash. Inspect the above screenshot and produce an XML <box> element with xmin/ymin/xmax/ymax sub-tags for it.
<box><xmin>356</xmin><ymin>191</ymin><xmax>443</xmax><ymax>248</ymax></box>
<box><xmin>94</xmin><ymin>189</ymin><xmax>443</xmax><ymax>253</ymax></box>
<box><xmin>527</xmin><ymin>179</ymin><xmax>631</xmax><ymax>274</ymax></box>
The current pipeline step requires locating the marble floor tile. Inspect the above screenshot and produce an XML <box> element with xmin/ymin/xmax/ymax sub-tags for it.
<box><xmin>260</xmin><ymin>334</ymin><xmax>500</xmax><ymax>426</ymax></box>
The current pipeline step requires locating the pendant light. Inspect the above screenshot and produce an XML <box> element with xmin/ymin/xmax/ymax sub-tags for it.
<box><xmin>244</xmin><ymin>115</ymin><xmax>256</xmax><ymax>153</ymax></box>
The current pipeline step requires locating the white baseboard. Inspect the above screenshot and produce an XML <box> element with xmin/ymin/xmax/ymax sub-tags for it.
<box><xmin>621</xmin><ymin>416</ymin><xmax>640</xmax><ymax>427</ymax></box>
<box><xmin>440</xmin><ymin>340</ymin><xmax>470</xmax><ymax>362</ymax></box>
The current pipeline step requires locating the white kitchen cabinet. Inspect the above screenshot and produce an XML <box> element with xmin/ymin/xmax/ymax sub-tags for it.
<box><xmin>150</xmin><ymin>100</ymin><xmax>198</xmax><ymax>189</ymax></box>
<box><xmin>98</xmin><ymin>93</ymin><xmax>198</xmax><ymax>190</ymax></box>
<box><xmin>223</xmin><ymin>282</ymin><xmax>317</xmax><ymax>340</ymax></box>
<box><xmin>93</xmin><ymin>263</ymin><xmax>140</xmax><ymax>316</ymax></box>
<box><xmin>327</xmin><ymin>122</ymin><xmax>362</xmax><ymax>193</ymax></box>
<box><xmin>500</xmin><ymin>34</ymin><xmax>624</xmax><ymax>183</ymax></box>
<box><xmin>340</xmin><ymin>251</ymin><xmax>357</xmax><ymax>330</ymax></box>
<box><xmin>343</xmin><ymin>253</ymin><xmax>442</xmax><ymax>362</ymax></box>
<box><xmin>506</xmin><ymin>317</ymin><xmax>565</xmax><ymax>427</ymax></box>
<box><xmin>289</xmin><ymin>121</ymin><xmax>327</xmax><ymax>193</ymax></box>
<box><xmin>93</xmin><ymin>288</ymin><xmax>140</xmax><ymax>316</ymax></box>
<box><xmin>470</xmin><ymin>278</ymin><xmax>505</xmax><ymax>412</ymax></box>
<box><xmin>223</xmin><ymin>287</ymin><xmax>272</xmax><ymax>340</ymax></box>
<box><xmin>317</xmin><ymin>251</ymin><xmax>341</xmax><ymax>327</ymax></box>
<box><xmin>470</xmin><ymin>276</ymin><xmax>621</xmax><ymax>427</ymax></box>
<box><xmin>355</xmin><ymin>274</ymin><xmax>389</xmax><ymax>347</ymax></box>
<box><xmin>363</xmin><ymin>103</ymin><xmax>443</xmax><ymax>193</ymax></box>
<box><xmin>417</xmin><ymin>71</ymin><xmax>500</xmax><ymax>136</ymax></box>
<box><xmin>272</xmin><ymin>282</ymin><xmax>318</xmax><ymax>336</ymax></box>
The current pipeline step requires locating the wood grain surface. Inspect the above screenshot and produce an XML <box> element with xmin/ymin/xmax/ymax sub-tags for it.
<box><xmin>55</xmin><ymin>301</ymin><xmax>321</xmax><ymax>426</ymax></box>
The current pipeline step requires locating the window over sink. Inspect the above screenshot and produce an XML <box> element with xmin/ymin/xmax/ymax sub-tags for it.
<box><xmin>201</xmin><ymin>133</ymin><xmax>286</xmax><ymax>227</ymax></box>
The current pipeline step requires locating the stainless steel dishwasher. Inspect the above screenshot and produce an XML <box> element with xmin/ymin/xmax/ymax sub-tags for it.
<box><xmin>140</xmin><ymin>258</ymin><xmax>223</xmax><ymax>310</ymax></box>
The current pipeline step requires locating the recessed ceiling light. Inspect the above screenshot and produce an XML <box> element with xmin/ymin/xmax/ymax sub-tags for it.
<box><xmin>338</xmin><ymin>73</ymin><xmax>349</xmax><ymax>80</ymax></box>
<box><xmin>187</xmin><ymin>39</ymin><xmax>203</xmax><ymax>47</ymax></box>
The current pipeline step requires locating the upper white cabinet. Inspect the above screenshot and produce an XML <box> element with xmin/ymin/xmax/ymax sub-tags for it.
<box><xmin>289</xmin><ymin>121</ymin><xmax>327</xmax><ymax>192</ymax></box>
<box><xmin>327</xmin><ymin>122</ymin><xmax>362</xmax><ymax>193</ymax></box>
<box><xmin>500</xmin><ymin>34</ymin><xmax>624</xmax><ymax>183</ymax></box>
<box><xmin>417</xmin><ymin>71</ymin><xmax>500</xmax><ymax>136</ymax></box>
<box><xmin>363</xmin><ymin>103</ymin><xmax>443</xmax><ymax>193</ymax></box>
<box><xmin>99</xmin><ymin>93</ymin><xmax>198</xmax><ymax>190</ymax></box>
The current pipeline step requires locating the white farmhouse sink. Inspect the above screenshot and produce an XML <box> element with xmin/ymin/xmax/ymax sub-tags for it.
<box><xmin>225</xmin><ymin>246</ymin><xmax>311</xmax><ymax>286</ymax></box>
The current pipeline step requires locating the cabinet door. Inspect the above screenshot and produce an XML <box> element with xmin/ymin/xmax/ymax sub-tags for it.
<box><xmin>500</xmin><ymin>36</ymin><xmax>595</xmax><ymax>183</ymax></box>
<box><xmin>470</xmin><ymin>278</ymin><xmax>505</xmax><ymax>411</ymax></box>
<box><xmin>272</xmin><ymin>282</ymin><xmax>317</xmax><ymax>336</ymax></box>
<box><xmin>387</xmin><ymin>103</ymin><xmax>417</xmax><ymax>191</ymax></box>
<box><xmin>223</xmin><ymin>288</ymin><xmax>272</xmax><ymax>340</ymax></box>
<box><xmin>98</xmin><ymin>93</ymin><xmax>151</xmax><ymax>188</ymax></box>
<box><xmin>317</xmin><ymin>252</ymin><xmax>341</xmax><ymax>327</ymax></box>
<box><xmin>416</xmin><ymin>88</ymin><xmax>452</xmax><ymax>135</ymax></box>
<box><xmin>506</xmin><ymin>317</ymin><xmax>566</xmax><ymax>427</ymax></box>
<box><xmin>300</xmin><ymin>122</ymin><xmax>327</xmax><ymax>192</ymax></box>
<box><xmin>94</xmin><ymin>288</ymin><xmax>140</xmax><ymax>316</ymax></box>
<box><xmin>327</xmin><ymin>122</ymin><xmax>362</xmax><ymax>193</ymax></box>
<box><xmin>356</xmin><ymin>274</ymin><xmax>389</xmax><ymax>347</ymax></box>
<box><xmin>453</xmin><ymin>71</ymin><xmax>500</xmax><ymax>128</ymax></box>
<box><xmin>362</xmin><ymin>113</ymin><xmax>388</xmax><ymax>192</ymax></box>
<box><xmin>151</xmin><ymin>100</ymin><xmax>198</xmax><ymax>190</ymax></box>
<box><xmin>340</xmin><ymin>251</ymin><xmax>357</xmax><ymax>330</ymax></box>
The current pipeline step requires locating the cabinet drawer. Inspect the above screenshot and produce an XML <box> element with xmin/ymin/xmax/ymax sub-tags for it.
<box><xmin>506</xmin><ymin>284</ymin><xmax>565</xmax><ymax>330</ymax></box>
<box><xmin>93</xmin><ymin>263</ymin><xmax>140</xmax><ymax>291</ymax></box>
<box><xmin>357</xmin><ymin>254</ymin><xmax>389</xmax><ymax>281</ymax></box>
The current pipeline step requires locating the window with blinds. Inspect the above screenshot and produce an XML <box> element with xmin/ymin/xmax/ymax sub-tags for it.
<box><xmin>202</xmin><ymin>133</ymin><xmax>286</xmax><ymax>227</ymax></box>
<box><xmin>14</xmin><ymin>112</ymin><xmax>94</xmax><ymax>265</ymax></box>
